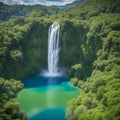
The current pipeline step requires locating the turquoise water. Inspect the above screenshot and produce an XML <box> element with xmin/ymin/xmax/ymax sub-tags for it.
<box><xmin>29</xmin><ymin>108</ymin><xmax>66</xmax><ymax>120</ymax></box>
<box><xmin>15</xmin><ymin>75</ymin><xmax>80</xmax><ymax>120</ymax></box>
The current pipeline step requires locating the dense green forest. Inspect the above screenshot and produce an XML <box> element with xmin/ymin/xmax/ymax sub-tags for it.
<box><xmin>0</xmin><ymin>2</ymin><xmax>59</xmax><ymax>21</ymax></box>
<box><xmin>0</xmin><ymin>0</ymin><xmax>120</xmax><ymax>119</ymax></box>
<box><xmin>0</xmin><ymin>78</ymin><xmax>27</xmax><ymax>119</ymax></box>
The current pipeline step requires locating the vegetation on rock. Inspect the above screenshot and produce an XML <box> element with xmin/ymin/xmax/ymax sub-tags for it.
<box><xmin>64</xmin><ymin>0</ymin><xmax>120</xmax><ymax>119</ymax></box>
<box><xmin>0</xmin><ymin>78</ymin><xmax>27</xmax><ymax>120</ymax></box>
<box><xmin>0</xmin><ymin>0</ymin><xmax>120</xmax><ymax>119</ymax></box>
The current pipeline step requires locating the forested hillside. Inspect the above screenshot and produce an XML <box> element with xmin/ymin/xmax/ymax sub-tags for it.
<box><xmin>0</xmin><ymin>0</ymin><xmax>120</xmax><ymax>119</ymax></box>
<box><xmin>0</xmin><ymin>3</ymin><xmax>58</xmax><ymax>120</ymax></box>
<box><xmin>0</xmin><ymin>2</ymin><xmax>59</xmax><ymax>21</ymax></box>
<box><xmin>61</xmin><ymin>0</ymin><xmax>120</xmax><ymax>119</ymax></box>
<box><xmin>59</xmin><ymin>0</ymin><xmax>86</xmax><ymax>8</ymax></box>
<box><xmin>0</xmin><ymin>78</ymin><xmax>27</xmax><ymax>119</ymax></box>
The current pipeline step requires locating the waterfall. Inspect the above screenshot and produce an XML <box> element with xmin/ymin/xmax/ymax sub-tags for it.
<box><xmin>48</xmin><ymin>22</ymin><xmax>60</xmax><ymax>75</ymax></box>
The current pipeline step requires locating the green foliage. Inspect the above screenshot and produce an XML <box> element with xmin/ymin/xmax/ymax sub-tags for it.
<box><xmin>0</xmin><ymin>17</ymin><xmax>51</xmax><ymax>79</ymax></box>
<box><xmin>10</xmin><ymin>50</ymin><xmax>22</xmax><ymax>61</ymax></box>
<box><xmin>71</xmin><ymin>64</ymin><xmax>83</xmax><ymax>80</ymax></box>
<box><xmin>0</xmin><ymin>4</ymin><xmax>59</xmax><ymax>21</ymax></box>
<box><xmin>0</xmin><ymin>78</ymin><xmax>27</xmax><ymax>120</ymax></box>
<box><xmin>72</xmin><ymin>64</ymin><xmax>82</xmax><ymax>70</ymax></box>
<box><xmin>65</xmin><ymin>0</ymin><xmax>120</xmax><ymax>120</ymax></box>
<box><xmin>70</xmin><ymin>77</ymin><xmax>84</xmax><ymax>89</ymax></box>
<box><xmin>70</xmin><ymin>78</ymin><xmax>78</xmax><ymax>86</ymax></box>
<box><xmin>0</xmin><ymin>0</ymin><xmax>120</xmax><ymax>119</ymax></box>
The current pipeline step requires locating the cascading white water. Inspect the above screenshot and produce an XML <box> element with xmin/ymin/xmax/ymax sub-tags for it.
<box><xmin>48</xmin><ymin>22</ymin><xmax>60</xmax><ymax>75</ymax></box>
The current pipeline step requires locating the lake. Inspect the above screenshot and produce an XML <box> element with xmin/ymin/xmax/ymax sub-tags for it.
<box><xmin>15</xmin><ymin>74</ymin><xmax>80</xmax><ymax>120</ymax></box>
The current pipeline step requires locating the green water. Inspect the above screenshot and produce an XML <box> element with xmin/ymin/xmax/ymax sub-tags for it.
<box><xmin>15</xmin><ymin>75</ymin><xmax>80</xmax><ymax>119</ymax></box>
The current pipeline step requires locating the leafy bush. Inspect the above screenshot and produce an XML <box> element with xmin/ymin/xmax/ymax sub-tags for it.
<box><xmin>0</xmin><ymin>78</ymin><xmax>27</xmax><ymax>120</ymax></box>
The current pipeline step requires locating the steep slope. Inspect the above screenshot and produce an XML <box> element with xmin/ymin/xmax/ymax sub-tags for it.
<box><xmin>0</xmin><ymin>17</ymin><xmax>53</xmax><ymax>79</ymax></box>
<box><xmin>62</xmin><ymin>0</ymin><xmax>120</xmax><ymax>119</ymax></box>
<box><xmin>0</xmin><ymin>3</ymin><xmax>59</xmax><ymax>21</ymax></box>
<box><xmin>0</xmin><ymin>0</ymin><xmax>120</xmax><ymax>119</ymax></box>
<box><xmin>0</xmin><ymin>78</ymin><xmax>27</xmax><ymax>120</ymax></box>
<box><xmin>59</xmin><ymin>0</ymin><xmax>87</xmax><ymax>8</ymax></box>
<box><xmin>0</xmin><ymin>0</ymin><xmax>120</xmax><ymax>80</ymax></box>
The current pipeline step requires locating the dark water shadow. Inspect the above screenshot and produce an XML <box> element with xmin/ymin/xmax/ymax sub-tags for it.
<box><xmin>22</xmin><ymin>74</ymin><xmax>69</xmax><ymax>88</ymax></box>
<box><xmin>29</xmin><ymin>108</ymin><xmax>66</xmax><ymax>120</ymax></box>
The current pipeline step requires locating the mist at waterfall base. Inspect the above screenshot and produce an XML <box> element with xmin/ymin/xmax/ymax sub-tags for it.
<box><xmin>15</xmin><ymin>22</ymin><xmax>80</xmax><ymax>120</ymax></box>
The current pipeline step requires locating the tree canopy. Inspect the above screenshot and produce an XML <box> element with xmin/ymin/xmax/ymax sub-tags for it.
<box><xmin>0</xmin><ymin>0</ymin><xmax>120</xmax><ymax>119</ymax></box>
